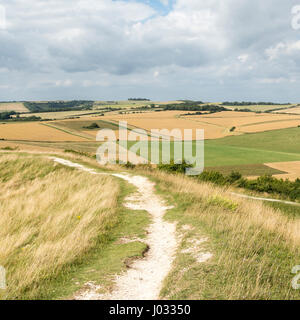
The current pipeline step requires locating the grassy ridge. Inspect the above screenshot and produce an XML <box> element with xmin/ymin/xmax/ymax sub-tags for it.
<box><xmin>0</xmin><ymin>154</ymin><xmax>120</xmax><ymax>299</ymax></box>
<box><xmin>1</xmin><ymin>151</ymin><xmax>299</xmax><ymax>300</ymax></box>
<box><xmin>0</xmin><ymin>153</ymin><xmax>151</xmax><ymax>300</ymax></box>
<box><xmin>134</xmin><ymin>169</ymin><xmax>300</xmax><ymax>300</ymax></box>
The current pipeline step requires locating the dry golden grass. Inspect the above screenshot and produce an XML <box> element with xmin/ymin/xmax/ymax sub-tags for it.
<box><xmin>0</xmin><ymin>122</ymin><xmax>87</xmax><ymax>141</ymax></box>
<box><xmin>135</xmin><ymin>169</ymin><xmax>300</xmax><ymax>299</ymax></box>
<box><xmin>149</xmin><ymin>170</ymin><xmax>300</xmax><ymax>247</ymax></box>
<box><xmin>0</xmin><ymin>141</ymin><xmax>61</xmax><ymax>153</ymax></box>
<box><xmin>0</xmin><ymin>154</ymin><xmax>119</xmax><ymax>299</ymax></box>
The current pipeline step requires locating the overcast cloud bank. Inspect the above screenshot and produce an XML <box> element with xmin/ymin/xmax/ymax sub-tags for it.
<box><xmin>0</xmin><ymin>0</ymin><xmax>300</xmax><ymax>101</ymax></box>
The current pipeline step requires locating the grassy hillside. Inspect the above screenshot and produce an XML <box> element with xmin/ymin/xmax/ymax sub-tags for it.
<box><xmin>135</xmin><ymin>169</ymin><xmax>300</xmax><ymax>300</ymax></box>
<box><xmin>1</xmin><ymin>151</ymin><xmax>299</xmax><ymax>300</ymax></box>
<box><xmin>205</xmin><ymin>127</ymin><xmax>300</xmax><ymax>168</ymax></box>
<box><xmin>126</xmin><ymin>127</ymin><xmax>300</xmax><ymax>169</ymax></box>
<box><xmin>0</xmin><ymin>154</ymin><xmax>118</xmax><ymax>299</ymax></box>
<box><xmin>210</xmin><ymin>127</ymin><xmax>300</xmax><ymax>154</ymax></box>
<box><xmin>24</xmin><ymin>101</ymin><xmax>94</xmax><ymax>113</ymax></box>
<box><xmin>0</xmin><ymin>153</ymin><xmax>152</xmax><ymax>300</ymax></box>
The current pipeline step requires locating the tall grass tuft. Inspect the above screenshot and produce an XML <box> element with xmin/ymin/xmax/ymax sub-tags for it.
<box><xmin>138</xmin><ymin>169</ymin><xmax>300</xmax><ymax>299</ymax></box>
<box><xmin>0</xmin><ymin>154</ymin><xmax>119</xmax><ymax>299</ymax></box>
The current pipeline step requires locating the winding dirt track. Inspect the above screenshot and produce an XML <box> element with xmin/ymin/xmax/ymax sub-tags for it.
<box><xmin>51</xmin><ymin>157</ymin><xmax>177</xmax><ymax>300</ymax></box>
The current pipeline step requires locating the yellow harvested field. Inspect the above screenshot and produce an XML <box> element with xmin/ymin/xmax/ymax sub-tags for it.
<box><xmin>264</xmin><ymin>161</ymin><xmax>300</xmax><ymax>181</ymax></box>
<box><xmin>239</xmin><ymin>120</ymin><xmax>300</xmax><ymax>133</ymax></box>
<box><xmin>20</xmin><ymin>110</ymin><xmax>100</xmax><ymax>120</ymax></box>
<box><xmin>186</xmin><ymin>111</ymin><xmax>300</xmax><ymax>128</ymax></box>
<box><xmin>105</xmin><ymin>111</ymin><xmax>225</xmax><ymax>139</ymax></box>
<box><xmin>0</xmin><ymin>103</ymin><xmax>29</xmax><ymax>112</ymax></box>
<box><xmin>3</xmin><ymin>110</ymin><xmax>300</xmax><ymax>143</ymax></box>
<box><xmin>105</xmin><ymin>111</ymin><xmax>220</xmax><ymax>139</ymax></box>
<box><xmin>0</xmin><ymin>122</ymin><xmax>87</xmax><ymax>141</ymax></box>
<box><xmin>103</xmin><ymin>111</ymin><xmax>300</xmax><ymax>139</ymax></box>
<box><xmin>274</xmin><ymin>106</ymin><xmax>300</xmax><ymax>114</ymax></box>
<box><xmin>106</xmin><ymin>110</ymin><xmax>186</xmax><ymax>120</ymax></box>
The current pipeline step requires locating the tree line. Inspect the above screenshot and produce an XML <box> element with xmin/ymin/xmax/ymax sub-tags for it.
<box><xmin>222</xmin><ymin>101</ymin><xmax>291</xmax><ymax>106</ymax></box>
<box><xmin>128</xmin><ymin>98</ymin><xmax>150</xmax><ymax>101</ymax></box>
<box><xmin>0</xmin><ymin>111</ymin><xmax>42</xmax><ymax>121</ymax></box>
<box><xmin>161</xmin><ymin>103</ymin><xmax>228</xmax><ymax>113</ymax></box>
<box><xmin>158</xmin><ymin>163</ymin><xmax>300</xmax><ymax>202</ymax></box>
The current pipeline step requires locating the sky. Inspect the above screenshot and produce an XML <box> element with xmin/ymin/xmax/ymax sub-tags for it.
<box><xmin>0</xmin><ymin>0</ymin><xmax>300</xmax><ymax>102</ymax></box>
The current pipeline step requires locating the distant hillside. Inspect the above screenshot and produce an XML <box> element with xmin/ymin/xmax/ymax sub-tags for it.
<box><xmin>24</xmin><ymin>101</ymin><xmax>94</xmax><ymax>113</ymax></box>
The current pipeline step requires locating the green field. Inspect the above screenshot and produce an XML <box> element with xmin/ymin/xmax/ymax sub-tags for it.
<box><xmin>208</xmin><ymin>127</ymin><xmax>300</xmax><ymax>154</ymax></box>
<box><xmin>8</xmin><ymin>125</ymin><xmax>300</xmax><ymax>177</ymax></box>
<box><xmin>123</xmin><ymin>127</ymin><xmax>300</xmax><ymax>175</ymax></box>
<box><xmin>204</xmin><ymin>142</ymin><xmax>300</xmax><ymax>167</ymax></box>
<box><xmin>51</xmin><ymin>120</ymin><xmax>119</xmax><ymax>132</ymax></box>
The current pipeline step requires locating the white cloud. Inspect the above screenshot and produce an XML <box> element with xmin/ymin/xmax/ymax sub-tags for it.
<box><xmin>0</xmin><ymin>0</ymin><xmax>299</xmax><ymax>101</ymax></box>
<box><xmin>265</xmin><ymin>41</ymin><xmax>300</xmax><ymax>60</ymax></box>
<box><xmin>55</xmin><ymin>80</ymin><xmax>72</xmax><ymax>87</ymax></box>
<box><xmin>238</xmin><ymin>54</ymin><xmax>249</xmax><ymax>63</ymax></box>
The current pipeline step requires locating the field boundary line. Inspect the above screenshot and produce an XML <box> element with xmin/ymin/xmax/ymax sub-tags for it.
<box><xmin>41</xmin><ymin>123</ymin><xmax>93</xmax><ymax>140</ymax></box>
<box><xmin>238</xmin><ymin>117</ymin><xmax>300</xmax><ymax>128</ymax></box>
